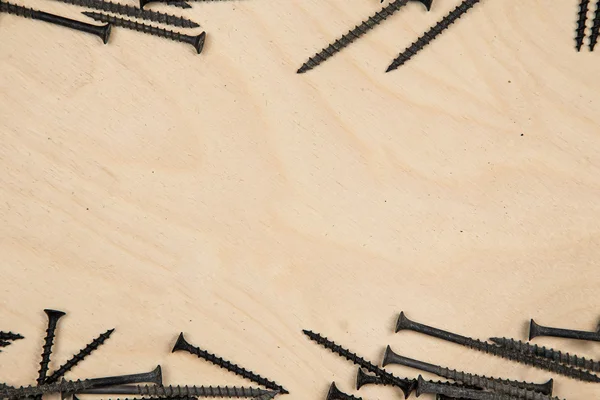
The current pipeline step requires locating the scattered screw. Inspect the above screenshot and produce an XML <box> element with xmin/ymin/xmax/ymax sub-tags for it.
<box><xmin>382</xmin><ymin>346</ymin><xmax>556</xmax><ymax>399</ymax></box>
<box><xmin>491</xmin><ymin>336</ymin><xmax>600</xmax><ymax>372</ymax></box>
<box><xmin>82</xmin><ymin>12</ymin><xmax>205</xmax><ymax>54</ymax></box>
<box><xmin>590</xmin><ymin>0</ymin><xmax>600</xmax><ymax>50</ymax></box>
<box><xmin>37</xmin><ymin>309</ymin><xmax>67</xmax><ymax>388</ymax></box>
<box><xmin>172</xmin><ymin>333</ymin><xmax>288</xmax><ymax>394</ymax></box>
<box><xmin>327</xmin><ymin>382</ymin><xmax>363</xmax><ymax>400</ymax></box>
<box><xmin>73</xmin><ymin>386</ymin><xmax>273</xmax><ymax>398</ymax></box>
<box><xmin>386</xmin><ymin>0</ymin><xmax>481</xmax><ymax>72</ymax></box>
<box><xmin>395</xmin><ymin>312</ymin><xmax>600</xmax><ymax>382</ymax></box>
<box><xmin>529</xmin><ymin>319</ymin><xmax>600</xmax><ymax>342</ymax></box>
<box><xmin>297</xmin><ymin>0</ymin><xmax>432</xmax><ymax>73</ymax></box>
<box><xmin>45</xmin><ymin>328</ymin><xmax>115</xmax><ymax>384</ymax></box>
<box><xmin>0</xmin><ymin>332</ymin><xmax>24</xmax><ymax>341</ymax></box>
<box><xmin>167</xmin><ymin>1</ymin><xmax>192</xmax><ymax>8</ymax></box>
<box><xmin>53</xmin><ymin>0</ymin><xmax>199</xmax><ymax>28</ymax></box>
<box><xmin>302</xmin><ymin>330</ymin><xmax>415</xmax><ymax>398</ymax></box>
<box><xmin>0</xmin><ymin>366</ymin><xmax>163</xmax><ymax>399</ymax></box>
<box><xmin>576</xmin><ymin>0</ymin><xmax>590</xmax><ymax>50</ymax></box>
<box><xmin>0</xmin><ymin>1</ymin><xmax>111</xmax><ymax>43</ymax></box>
<box><xmin>416</xmin><ymin>376</ymin><xmax>513</xmax><ymax>400</ymax></box>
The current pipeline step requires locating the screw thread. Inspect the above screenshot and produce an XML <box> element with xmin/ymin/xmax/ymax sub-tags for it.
<box><xmin>54</xmin><ymin>0</ymin><xmax>198</xmax><ymax>28</ymax></box>
<box><xmin>0</xmin><ymin>1</ymin><xmax>36</xmax><ymax>19</ymax></box>
<box><xmin>45</xmin><ymin>329</ymin><xmax>115</xmax><ymax>384</ymax></box>
<box><xmin>0</xmin><ymin>379</ymin><xmax>95</xmax><ymax>398</ymax></box>
<box><xmin>133</xmin><ymin>385</ymin><xmax>272</xmax><ymax>398</ymax></box>
<box><xmin>387</xmin><ymin>0</ymin><xmax>481</xmax><ymax>71</ymax></box>
<box><xmin>0</xmin><ymin>332</ymin><xmax>24</xmax><ymax>341</ymax></box>
<box><xmin>590</xmin><ymin>0</ymin><xmax>600</xmax><ymax>50</ymax></box>
<box><xmin>417</xmin><ymin>378</ymin><xmax>513</xmax><ymax>400</ymax></box>
<box><xmin>302</xmin><ymin>330</ymin><xmax>414</xmax><ymax>397</ymax></box>
<box><xmin>297</xmin><ymin>0</ymin><xmax>410</xmax><ymax>73</ymax></box>
<box><xmin>167</xmin><ymin>2</ymin><xmax>192</xmax><ymax>8</ymax></box>
<box><xmin>491</xmin><ymin>337</ymin><xmax>600</xmax><ymax>372</ymax></box>
<box><xmin>0</xmin><ymin>340</ymin><xmax>11</xmax><ymax>347</ymax></box>
<box><xmin>576</xmin><ymin>0</ymin><xmax>590</xmax><ymax>50</ymax></box>
<box><xmin>38</xmin><ymin>311</ymin><xmax>66</xmax><ymax>385</ymax></box>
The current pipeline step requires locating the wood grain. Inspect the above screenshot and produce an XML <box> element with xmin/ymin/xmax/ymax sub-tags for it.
<box><xmin>1</xmin><ymin>0</ymin><xmax>599</xmax><ymax>399</ymax></box>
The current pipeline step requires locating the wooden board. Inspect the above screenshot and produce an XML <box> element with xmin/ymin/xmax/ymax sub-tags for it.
<box><xmin>1</xmin><ymin>0</ymin><xmax>599</xmax><ymax>398</ymax></box>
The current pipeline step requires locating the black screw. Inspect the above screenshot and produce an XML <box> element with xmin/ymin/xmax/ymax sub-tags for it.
<box><xmin>297</xmin><ymin>0</ymin><xmax>431</xmax><ymax>74</ymax></box>
<box><xmin>172</xmin><ymin>333</ymin><xmax>287</xmax><ymax>394</ymax></box>
<box><xmin>590</xmin><ymin>0</ymin><xmax>600</xmax><ymax>50</ymax></box>
<box><xmin>73</xmin><ymin>386</ymin><xmax>274</xmax><ymax>398</ymax></box>
<box><xmin>415</xmin><ymin>376</ymin><xmax>512</xmax><ymax>400</ymax></box>
<box><xmin>491</xmin><ymin>336</ymin><xmax>600</xmax><ymax>372</ymax></box>
<box><xmin>382</xmin><ymin>346</ymin><xmax>555</xmax><ymax>398</ymax></box>
<box><xmin>395</xmin><ymin>312</ymin><xmax>600</xmax><ymax>382</ymax></box>
<box><xmin>45</xmin><ymin>328</ymin><xmax>115</xmax><ymax>384</ymax></box>
<box><xmin>576</xmin><ymin>0</ymin><xmax>590</xmax><ymax>50</ymax></box>
<box><xmin>0</xmin><ymin>332</ymin><xmax>24</xmax><ymax>341</ymax></box>
<box><xmin>302</xmin><ymin>330</ymin><xmax>415</xmax><ymax>398</ymax></box>
<box><xmin>529</xmin><ymin>319</ymin><xmax>600</xmax><ymax>342</ymax></box>
<box><xmin>327</xmin><ymin>382</ymin><xmax>363</xmax><ymax>400</ymax></box>
<box><xmin>37</xmin><ymin>309</ymin><xmax>67</xmax><ymax>388</ymax></box>
<box><xmin>0</xmin><ymin>1</ymin><xmax>111</xmax><ymax>43</ymax></box>
<box><xmin>82</xmin><ymin>12</ymin><xmax>205</xmax><ymax>54</ymax></box>
<box><xmin>167</xmin><ymin>1</ymin><xmax>192</xmax><ymax>8</ymax></box>
<box><xmin>386</xmin><ymin>0</ymin><xmax>481</xmax><ymax>72</ymax></box>
<box><xmin>0</xmin><ymin>366</ymin><xmax>163</xmax><ymax>399</ymax></box>
<box><xmin>54</xmin><ymin>0</ymin><xmax>199</xmax><ymax>28</ymax></box>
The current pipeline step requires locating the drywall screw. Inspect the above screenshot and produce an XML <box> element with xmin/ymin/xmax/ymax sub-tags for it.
<box><xmin>0</xmin><ymin>332</ymin><xmax>23</xmax><ymax>341</ymax></box>
<box><xmin>302</xmin><ymin>330</ymin><xmax>415</xmax><ymax>398</ymax></box>
<box><xmin>0</xmin><ymin>1</ymin><xmax>111</xmax><ymax>43</ymax></box>
<box><xmin>491</xmin><ymin>336</ymin><xmax>600</xmax><ymax>372</ymax></box>
<box><xmin>297</xmin><ymin>0</ymin><xmax>431</xmax><ymax>74</ymax></box>
<box><xmin>54</xmin><ymin>0</ymin><xmax>199</xmax><ymax>28</ymax></box>
<box><xmin>172</xmin><ymin>333</ymin><xmax>288</xmax><ymax>394</ymax></box>
<box><xmin>167</xmin><ymin>1</ymin><xmax>192</xmax><ymax>8</ymax></box>
<box><xmin>37</xmin><ymin>309</ymin><xmax>67</xmax><ymax>388</ymax></box>
<box><xmin>576</xmin><ymin>0</ymin><xmax>590</xmax><ymax>50</ymax></box>
<box><xmin>141</xmin><ymin>0</ymin><xmax>233</xmax><ymax>9</ymax></box>
<box><xmin>327</xmin><ymin>382</ymin><xmax>362</xmax><ymax>400</ymax></box>
<box><xmin>395</xmin><ymin>312</ymin><xmax>600</xmax><ymax>382</ymax></box>
<box><xmin>529</xmin><ymin>319</ymin><xmax>600</xmax><ymax>342</ymax></box>
<box><xmin>45</xmin><ymin>329</ymin><xmax>115</xmax><ymax>384</ymax></box>
<box><xmin>386</xmin><ymin>0</ymin><xmax>481</xmax><ymax>72</ymax></box>
<box><xmin>0</xmin><ymin>366</ymin><xmax>162</xmax><ymax>398</ymax></box>
<box><xmin>416</xmin><ymin>376</ymin><xmax>513</xmax><ymax>400</ymax></box>
<box><xmin>382</xmin><ymin>346</ymin><xmax>557</xmax><ymax>399</ymax></box>
<box><xmin>81</xmin><ymin>12</ymin><xmax>205</xmax><ymax>54</ymax></box>
<box><xmin>590</xmin><ymin>0</ymin><xmax>600</xmax><ymax>50</ymax></box>
<box><xmin>74</xmin><ymin>385</ymin><xmax>274</xmax><ymax>398</ymax></box>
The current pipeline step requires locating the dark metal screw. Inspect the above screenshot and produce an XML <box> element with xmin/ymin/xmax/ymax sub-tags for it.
<box><xmin>82</xmin><ymin>12</ymin><xmax>205</xmax><ymax>54</ymax></box>
<box><xmin>590</xmin><ymin>0</ymin><xmax>600</xmax><ymax>50</ymax></box>
<box><xmin>576</xmin><ymin>0</ymin><xmax>590</xmax><ymax>50</ymax></box>
<box><xmin>0</xmin><ymin>1</ymin><xmax>111</xmax><ymax>43</ymax></box>
<box><xmin>54</xmin><ymin>0</ymin><xmax>199</xmax><ymax>28</ymax></box>
<box><xmin>72</xmin><ymin>386</ymin><xmax>273</xmax><ymax>398</ymax></box>
<box><xmin>297</xmin><ymin>0</ymin><xmax>430</xmax><ymax>74</ymax></box>
<box><xmin>167</xmin><ymin>1</ymin><xmax>192</xmax><ymax>8</ymax></box>
<box><xmin>45</xmin><ymin>328</ymin><xmax>115</xmax><ymax>384</ymax></box>
<box><xmin>491</xmin><ymin>336</ymin><xmax>600</xmax><ymax>372</ymax></box>
<box><xmin>172</xmin><ymin>333</ymin><xmax>288</xmax><ymax>394</ymax></box>
<box><xmin>382</xmin><ymin>346</ymin><xmax>556</xmax><ymax>398</ymax></box>
<box><xmin>327</xmin><ymin>382</ymin><xmax>363</xmax><ymax>400</ymax></box>
<box><xmin>529</xmin><ymin>319</ymin><xmax>600</xmax><ymax>342</ymax></box>
<box><xmin>386</xmin><ymin>0</ymin><xmax>481</xmax><ymax>72</ymax></box>
<box><xmin>416</xmin><ymin>376</ymin><xmax>512</xmax><ymax>400</ymax></box>
<box><xmin>395</xmin><ymin>312</ymin><xmax>600</xmax><ymax>382</ymax></box>
<box><xmin>0</xmin><ymin>332</ymin><xmax>24</xmax><ymax>341</ymax></box>
<box><xmin>37</xmin><ymin>309</ymin><xmax>67</xmax><ymax>387</ymax></box>
<box><xmin>0</xmin><ymin>366</ymin><xmax>163</xmax><ymax>399</ymax></box>
<box><xmin>302</xmin><ymin>330</ymin><xmax>415</xmax><ymax>398</ymax></box>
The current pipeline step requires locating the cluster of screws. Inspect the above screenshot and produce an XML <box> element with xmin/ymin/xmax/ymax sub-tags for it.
<box><xmin>2</xmin><ymin>309</ymin><xmax>287</xmax><ymax>400</ymax></box>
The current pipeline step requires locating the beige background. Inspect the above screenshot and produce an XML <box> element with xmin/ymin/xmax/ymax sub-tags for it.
<box><xmin>1</xmin><ymin>0</ymin><xmax>600</xmax><ymax>398</ymax></box>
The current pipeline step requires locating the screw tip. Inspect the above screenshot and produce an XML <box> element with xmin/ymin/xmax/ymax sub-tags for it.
<box><xmin>297</xmin><ymin>65</ymin><xmax>310</xmax><ymax>74</ymax></box>
<box><xmin>385</xmin><ymin>64</ymin><xmax>397</xmax><ymax>73</ymax></box>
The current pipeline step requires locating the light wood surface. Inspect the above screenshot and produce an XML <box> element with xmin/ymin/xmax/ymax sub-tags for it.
<box><xmin>1</xmin><ymin>0</ymin><xmax>600</xmax><ymax>398</ymax></box>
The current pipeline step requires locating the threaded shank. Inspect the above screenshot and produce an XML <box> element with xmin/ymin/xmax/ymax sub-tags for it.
<box><xmin>0</xmin><ymin>332</ymin><xmax>24</xmax><ymax>341</ymax></box>
<box><xmin>576</xmin><ymin>0</ymin><xmax>590</xmax><ymax>50</ymax></box>
<box><xmin>590</xmin><ymin>0</ymin><xmax>600</xmax><ymax>50</ymax></box>
<box><xmin>134</xmin><ymin>385</ymin><xmax>270</xmax><ymax>398</ymax></box>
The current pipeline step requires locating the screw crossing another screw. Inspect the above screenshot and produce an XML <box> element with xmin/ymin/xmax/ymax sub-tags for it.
<box><xmin>0</xmin><ymin>2</ymin><xmax>111</xmax><ymax>43</ymax></box>
<box><xmin>82</xmin><ymin>12</ymin><xmax>206</xmax><ymax>54</ymax></box>
<box><xmin>529</xmin><ymin>319</ymin><xmax>600</xmax><ymax>342</ymax></box>
<box><xmin>386</xmin><ymin>0</ymin><xmax>481</xmax><ymax>72</ymax></box>
<box><xmin>172</xmin><ymin>333</ymin><xmax>288</xmax><ymax>394</ymax></box>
